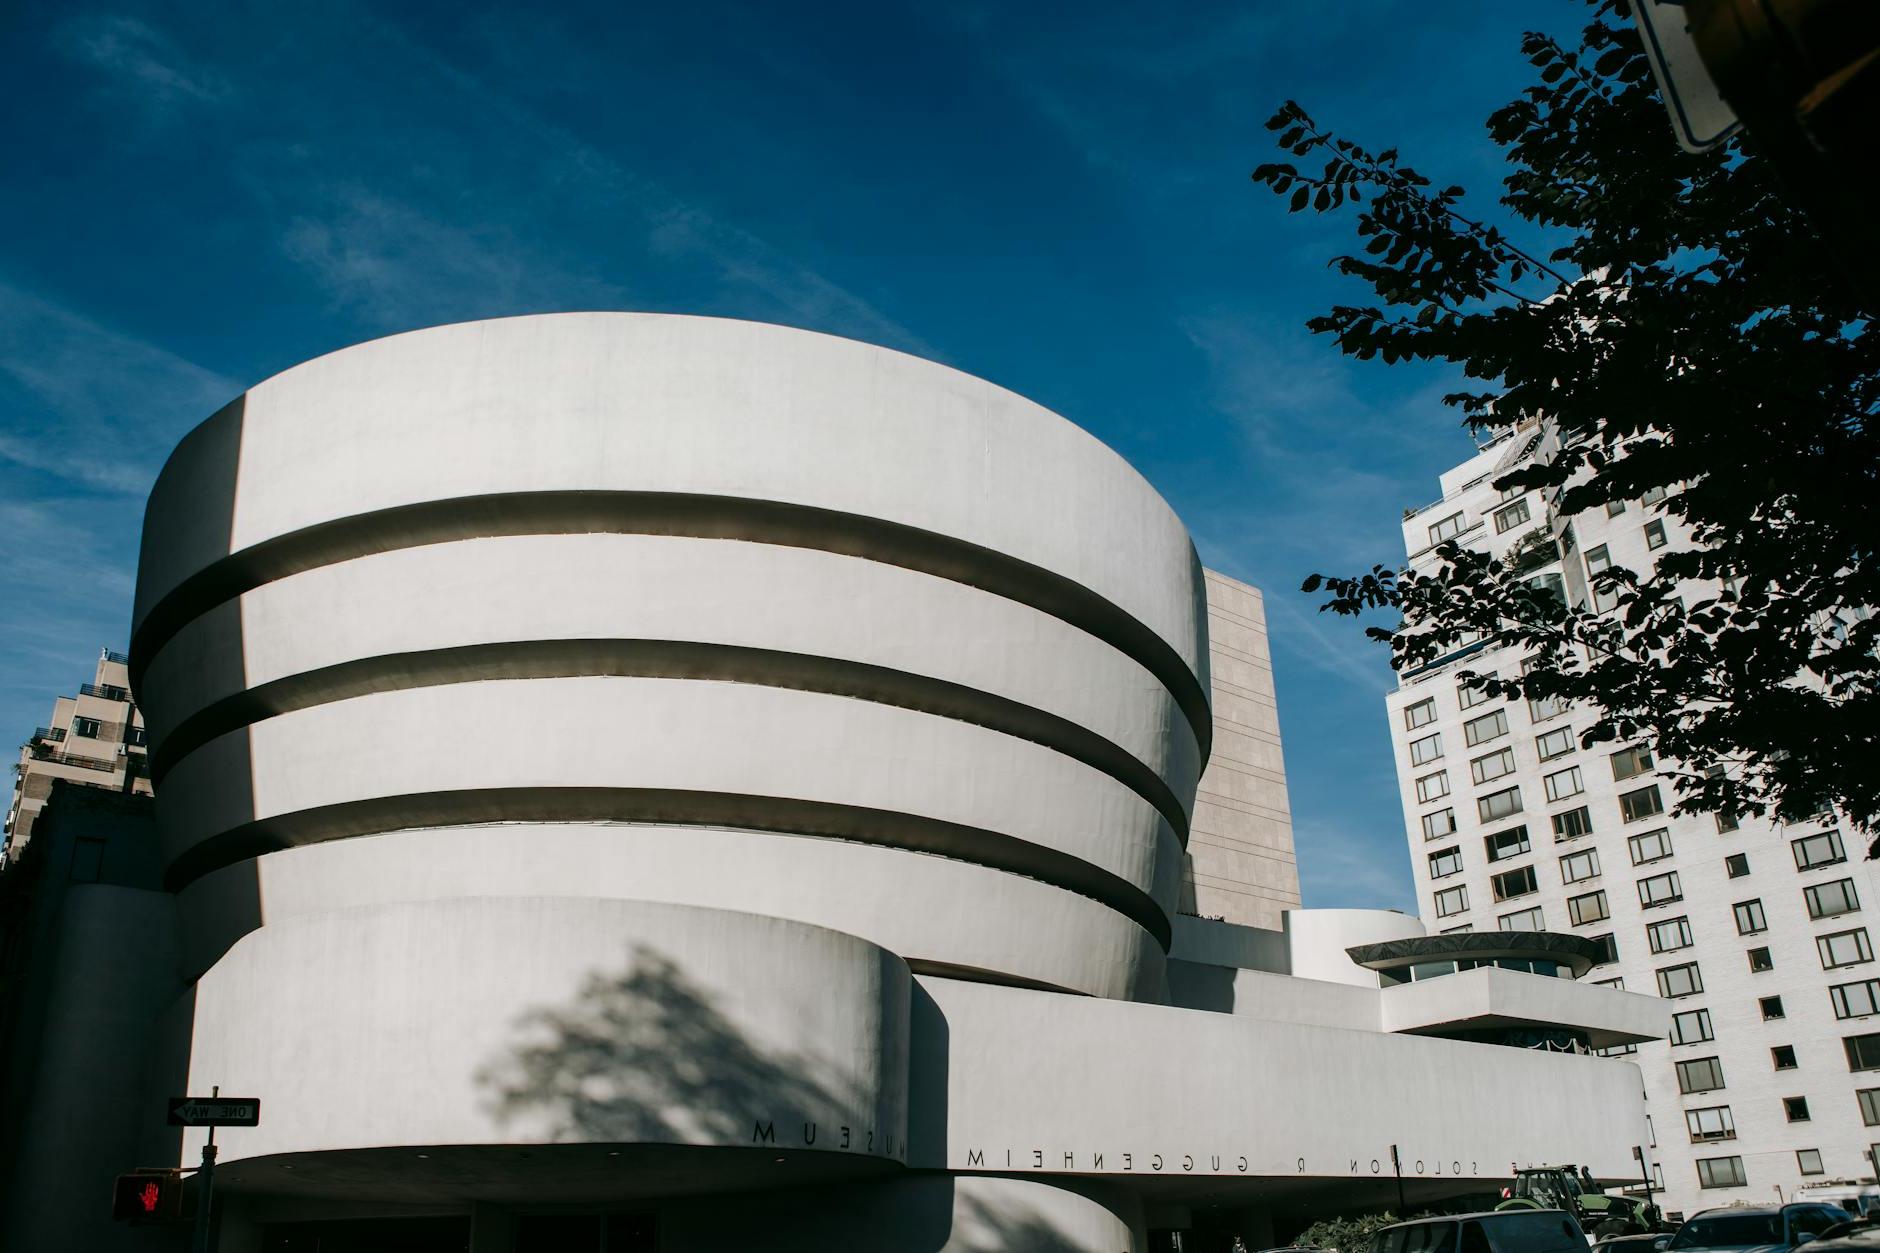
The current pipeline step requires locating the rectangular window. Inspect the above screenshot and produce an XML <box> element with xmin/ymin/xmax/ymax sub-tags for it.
<box><xmin>1611</xmin><ymin>744</ymin><xmax>1655</xmax><ymax>781</ymax></box>
<box><xmin>1483</xmin><ymin>826</ymin><xmax>1530</xmax><ymax>862</ymax></box>
<box><xmin>1585</xmin><ymin>544</ymin><xmax>1617</xmax><ymax>612</ymax></box>
<box><xmin>1774</xmin><ymin>1046</ymin><xmax>1798</xmax><ymax>1070</ymax></box>
<box><xmin>1434</xmin><ymin>885</ymin><xmax>1469</xmax><ymax>918</ymax></box>
<box><xmin>1794</xmin><ymin>829</ymin><xmax>1848</xmax><ymax>871</ymax></box>
<box><xmin>1458</xmin><ymin>681</ymin><xmax>1494</xmax><ymax>710</ymax></box>
<box><xmin>1725</xmin><ymin>852</ymin><xmax>1750</xmax><ymax>878</ymax></box>
<box><xmin>1847</xmin><ymin>1033</ymin><xmax>1880</xmax><ymax>1072</ymax></box>
<box><xmin>1763</xmin><ymin>995</ymin><xmax>1787</xmax><ymax>1020</ymax></box>
<box><xmin>1543</xmin><ymin>765</ymin><xmax>1584</xmax><ymax>802</ymax></box>
<box><xmin>1404</xmin><ymin>698</ymin><xmax>1436</xmax><ymax>730</ymax></box>
<box><xmin>1685</xmin><ymin>1105</ymin><xmax>1735</xmax><ymax>1141</ymax></box>
<box><xmin>1784</xmin><ymin>1096</ymin><xmax>1810</xmax><ymax>1122</ymax></box>
<box><xmin>1415</xmin><ymin>771</ymin><xmax>1450</xmax><ymax>803</ymax></box>
<box><xmin>1409</xmin><ymin>733</ymin><xmax>1442</xmax><ymax>765</ymax></box>
<box><xmin>1559</xmin><ymin>847</ymin><xmax>1601</xmax><ymax>884</ymax></box>
<box><xmin>1716</xmin><ymin>809</ymin><xmax>1741</xmax><ymax>833</ymax></box>
<box><xmin>1528</xmin><ymin>690</ymin><xmax>1568</xmax><ymax>722</ymax></box>
<box><xmin>1428</xmin><ymin>513</ymin><xmax>1463</xmax><ymax>545</ymax></box>
<box><xmin>1819</xmin><ymin>929</ymin><xmax>1874</xmax><ymax>970</ymax></box>
<box><xmin>1493</xmin><ymin>498</ymin><xmax>1531</xmax><ymax>534</ymax></box>
<box><xmin>1859</xmin><ymin>1089</ymin><xmax>1880</xmax><ymax>1125</ymax></box>
<box><xmin>1606</xmin><ymin>499</ymin><xmax>1627</xmax><ymax>517</ymax></box>
<box><xmin>1552</xmin><ymin>806</ymin><xmax>1594</xmax><ymax>841</ymax></box>
<box><xmin>1568</xmin><ymin>890</ymin><xmax>1609</xmax><ymax>926</ymax></box>
<box><xmin>1749</xmin><ymin>947</ymin><xmax>1774</xmax><ymax>973</ymax></box>
<box><xmin>1421</xmin><ymin>808</ymin><xmax>1457</xmax><ymax>841</ymax></box>
<box><xmin>1671</xmin><ymin>1008</ymin><xmax>1714</xmax><ymax>1046</ymax></box>
<box><xmin>1477</xmin><ymin>787</ymin><xmax>1522</xmax><ymax>823</ymax></box>
<box><xmin>1592</xmin><ymin>933</ymin><xmax>1619</xmax><ymax>965</ymax></box>
<box><xmin>1658</xmin><ymin>962</ymin><xmax>1704</xmax><ymax>998</ymax></box>
<box><xmin>1427</xmin><ymin>847</ymin><xmax>1463</xmax><ymax>879</ymax></box>
<box><xmin>1734</xmin><ymin>899</ymin><xmax>1767</xmax><ymax>935</ymax></box>
<box><xmin>1535</xmin><ymin>727</ymin><xmax>1574</xmax><ymax>761</ymax></box>
<box><xmin>1644</xmin><ymin>519</ymin><xmax>1668</xmax><ymax>550</ymax></box>
<box><xmin>1628</xmin><ymin>828</ymin><xmax>1673</xmax><ymax>865</ymax></box>
<box><xmin>1642</xmin><ymin>485</ymin><xmax>1668</xmax><ymax>505</ymax></box>
<box><xmin>1491</xmin><ymin>866</ymin><xmax>1538</xmax><ymax>902</ymax></box>
<box><xmin>1499</xmin><ymin>905</ymin><xmax>1546</xmax><ymax>932</ymax></box>
<box><xmin>1832</xmin><ymin>979</ymin><xmax>1880</xmax><ymax>1021</ymax></box>
<box><xmin>1678</xmin><ymin>1056</ymin><xmax>1726</xmax><ymax>1093</ymax></box>
<box><xmin>1639</xmin><ymin>871</ymin><xmax>1684</xmax><ymax>908</ymax></box>
<box><xmin>1620</xmin><ymin>785</ymin><xmax>1665</xmax><ymax>823</ymax></box>
<box><xmin>1648</xmin><ymin>916</ymin><xmax>1694</xmax><ymax>954</ymax></box>
<box><xmin>1471</xmin><ymin>747</ymin><xmax>1517</xmax><ymax>786</ymax></box>
<box><xmin>1696</xmin><ymin>1156</ymin><xmax>1746</xmax><ymax>1189</ymax></box>
<box><xmin>1807</xmin><ymin>878</ymin><xmax>1861</xmax><ymax>920</ymax></box>
<box><xmin>71</xmin><ymin>715</ymin><xmax>102</xmax><ymax>738</ymax></box>
<box><xmin>1463</xmin><ymin>709</ymin><xmax>1509</xmax><ymax>747</ymax></box>
<box><xmin>1798</xmin><ymin>1149</ymin><xmax>1825</xmax><ymax>1177</ymax></box>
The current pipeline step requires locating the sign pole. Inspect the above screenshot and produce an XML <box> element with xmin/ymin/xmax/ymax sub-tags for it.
<box><xmin>192</xmin><ymin>1086</ymin><xmax>218</xmax><ymax>1253</ymax></box>
<box><xmin>1390</xmin><ymin>1143</ymin><xmax>1405</xmax><ymax>1215</ymax></box>
<box><xmin>1635</xmin><ymin>1145</ymin><xmax>1656</xmax><ymax>1226</ymax></box>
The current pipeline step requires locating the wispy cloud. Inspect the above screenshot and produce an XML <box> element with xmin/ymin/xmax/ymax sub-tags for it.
<box><xmin>56</xmin><ymin>13</ymin><xmax>232</xmax><ymax>109</ymax></box>
<box><xmin>1294</xmin><ymin>816</ymin><xmax>1417</xmax><ymax>913</ymax></box>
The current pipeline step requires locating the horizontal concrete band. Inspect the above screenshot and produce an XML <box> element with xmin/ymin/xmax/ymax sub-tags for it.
<box><xmin>176</xmin><ymin>825</ymin><xmax>1169</xmax><ymax>1000</ymax></box>
<box><xmin>162</xmin><ymin>790</ymin><xmax>1176</xmax><ymax>950</ymax></box>
<box><xmin>128</xmin><ymin>490</ymin><xmax>1213</xmax><ymax>762</ymax></box>
<box><xmin>143</xmin><ymin>641</ymin><xmax>1191</xmax><ymax>838</ymax></box>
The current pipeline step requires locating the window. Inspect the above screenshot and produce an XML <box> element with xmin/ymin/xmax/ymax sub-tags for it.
<box><xmin>1585</xmin><ymin>544</ymin><xmax>1617</xmax><ymax>612</ymax></box>
<box><xmin>1493</xmin><ymin>498</ymin><xmax>1531</xmax><ymax>534</ymax></box>
<box><xmin>1415</xmin><ymin>771</ymin><xmax>1450</xmax><ymax>803</ymax></box>
<box><xmin>1484</xmin><ymin>826</ymin><xmax>1530</xmax><ymax>862</ymax></box>
<box><xmin>1569</xmin><ymin>890</ymin><xmax>1610</xmax><ymax>926</ymax></box>
<box><xmin>1421</xmin><ymin>808</ymin><xmax>1457</xmax><ymax>841</ymax></box>
<box><xmin>1860</xmin><ymin>1089</ymin><xmax>1880</xmax><ymax>1125</ymax></box>
<box><xmin>1463</xmin><ymin>709</ymin><xmax>1509</xmax><ymax>747</ymax></box>
<box><xmin>1543</xmin><ymin>766</ymin><xmax>1584</xmax><ymax>802</ymax></box>
<box><xmin>1560</xmin><ymin>847</ymin><xmax>1601</xmax><ymax>884</ymax></box>
<box><xmin>1404</xmin><ymin>698</ymin><xmax>1436</xmax><ymax>729</ymax></box>
<box><xmin>1648</xmin><ymin>916</ymin><xmax>1694</xmax><ymax>954</ymax></box>
<box><xmin>1499</xmin><ymin>905</ymin><xmax>1545</xmax><ymax>932</ymax></box>
<box><xmin>1477</xmin><ymin>788</ymin><xmax>1523</xmax><ymax>822</ymax></box>
<box><xmin>1685</xmin><ymin>1106</ymin><xmax>1735</xmax><ymax>1142</ymax></box>
<box><xmin>1434</xmin><ymin>885</ymin><xmax>1469</xmax><ymax>917</ymax></box>
<box><xmin>1642</xmin><ymin>485</ymin><xmax>1668</xmax><ymax>505</ymax></box>
<box><xmin>1611</xmin><ymin>744</ymin><xmax>1655</xmax><ymax>781</ymax></box>
<box><xmin>1797</xmin><ymin>1149</ymin><xmax>1825</xmax><ymax>1177</ymax></box>
<box><xmin>1591</xmin><ymin>933</ymin><xmax>1619</xmax><ymax>965</ymax></box>
<box><xmin>1762</xmin><ymin>996</ymin><xmax>1787</xmax><ymax>1020</ymax></box>
<box><xmin>1678</xmin><ymin>1056</ymin><xmax>1726</xmax><ymax>1093</ymax></box>
<box><xmin>1428</xmin><ymin>847</ymin><xmax>1463</xmax><ymax>879</ymax></box>
<box><xmin>1819</xmin><ymin>928</ymin><xmax>1875</xmax><ymax>970</ymax></box>
<box><xmin>1794</xmin><ymin>829</ymin><xmax>1848</xmax><ymax>872</ymax></box>
<box><xmin>1492</xmin><ymin>866</ymin><xmax>1538</xmax><ymax>902</ymax></box>
<box><xmin>1428</xmin><ymin>513</ymin><xmax>1463</xmax><ymax>545</ymax></box>
<box><xmin>1552</xmin><ymin>806</ymin><xmax>1594</xmax><ymax>841</ymax></box>
<box><xmin>1847</xmin><ymin>1033</ymin><xmax>1880</xmax><ymax>1072</ymax></box>
<box><xmin>1408</xmin><ymin>733</ymin><xmax>1442</xmax><ymax>765</ymax></box>
<box><xmin>1733</xmin><ymin>899</ymin><xmax>1767</xmax><ymax>935</ymax></box>
<box><xmin>1696</xmin><ymin>1156</ymin><xmax>1746</xmax><ymax>1188</ymax></box>
<box><xmin>1596</xmin><ymin>976</ymin><xmax>1625</xmax><ymax>990</ymax></box>
<box><xmin>1606</xmin><ymin>499</ymin><xmax>1627</xmax><ymax>517</ymax></box>
<box><xmin>1535</xmin><ymin>727</ymin><xmax>1574</xmax><ymax>761</ymax></box>
<box><xmin>1716</xmin><ymin>809</ymin><xmax>1740</xmax><ymax>833</ymax></box>
<box><xmin>1644</xmin><ymin>519</ymin><xmax>1668</xmax><ymax>550</ymax></box>
<box><xmin>1471</xmin><ymin>747</ymin><xmax>1517</xmax><ymax>785</ymax></box>
<box><xmin>1658</xmin><ymin>962</ymin><xmax>1704</xmax><ymax>998</ymax></box>
<box><xmin>1774</xmin><ymin>1046</ymin><xmax>1799</xmax><ymax>1070</ymax></box>
<box><xmin>1807</xmin><ymin>878</ymin><xmax>1861</xmax><ymax>920</ymax></box>
<box><xmin>1639</xmin><ymin>871</ymin><xmax>1683</xmax><ymax>908</ymax></box>
<box><xmin>1832</xmin><ymin>979</ymin><xmax>1880</xmax><ymax>1020</ymax></box>
<box><xmin>1620</xmin><ymin>785</ymin><xmax>1665</xmax><ymax>822</ymax></box>
<box><xmin>1628</xmin><ymin>828</ymin><xmax>1673</xmax><ymax>865</ymax></box>
<box><xmin>1725</xmin><ymin>853</ymin><xmax>1750</xmax><ymax>878</ymax></box>
<box><xmin>1749</xmin><ymin>947</ymin><xmax>1775</xmax><ymax>973</ymax></box>
<box><xmin>125</xmin><ymin>725</ymin><xmax>146</xmax><ymax>746</ymax></box>
<box><xmin>1528</xmin><ymin>689</ymin><xmax>1568</xmax><ymax>722</ymax></box>
<box><xmin>1458</xmin><ymin>680</ymin><xmax>1494</xmax><ymax>710</ymax></box>
<box><xmin>1671</xmin><ymin>1008</ymin><xmax>1715</xmax><ymax>1046</ymax></box>
<box><xmin>1784</xmin><ymin>1096</ymin><xmax>1811</xmax><ymax>1122</ymax></box>
<box><xmin>71</xmin><ymin>716</ymin><xmax>102</xmax><ymax>738</ymax></box>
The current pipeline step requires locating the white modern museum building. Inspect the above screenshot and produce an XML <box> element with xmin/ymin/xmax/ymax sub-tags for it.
<box><xmin>0</xmin><ymin>314</ymin><xmax>1667</xmax><ymax>1252</ymax></box>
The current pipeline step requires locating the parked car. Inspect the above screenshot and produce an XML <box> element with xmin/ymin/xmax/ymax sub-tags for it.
<box><xmin>1593</xmin><ymin>1236</ymin><xmax>1672</xmax><ymax>1252</ymax></box>
<box><xmin>1368</xmin><ymin>1209</ymin><xmax>1587</xmax><ymax>1253</ymax></box>
<box><xmin>1665</xmin><ymin>1203</ymin><xmax>1852</xmax><ymax>1250</ymax></box>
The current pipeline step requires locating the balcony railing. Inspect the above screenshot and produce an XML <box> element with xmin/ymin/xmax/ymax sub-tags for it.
<box><xmin>101</xmin><ymin>649</ymin><xmax>130</xmax><ymax>665</ymax></box>
<box><xmin>24</xmin><ymin>748</ymin><xmax>119</xmax><ymax>773</ymax></box>
<box><xmin>78</xmin><ymin>683</ymin><xmax>130</xmax><ymax>702</ymax></box>
<box><xmin>31</xmin><ymin>727</ymin><xmax>65</xmax><ymax>743</ymax></box>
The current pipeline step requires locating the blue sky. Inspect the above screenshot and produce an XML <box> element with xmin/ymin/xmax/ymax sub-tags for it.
<box><xmin>0</xmin><ymin>0</ymin><xmax>1590</xmax><ymax>911</ymax></box>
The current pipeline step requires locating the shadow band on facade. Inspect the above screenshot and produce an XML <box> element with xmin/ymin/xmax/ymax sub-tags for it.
<box><xmin>158</xmin><ymin>787</ymin><xmax>1176</xmax><ymax>948</ymax></box>
<box><xmin>143</xmin><ymin>638</ymin><xmax>1193</xmax><ymax>840</ymax></box>
<box><xmin>126</xmin><ymin>490</ymin><xmax>1213</xmax><ymax>762</ymax></box>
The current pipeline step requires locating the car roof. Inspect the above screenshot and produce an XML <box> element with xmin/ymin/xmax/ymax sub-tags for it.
<box><xmin>1387</xmin><ymin>1210</ymin><xmax>1572</xmax><ymax>1226</ymax></box>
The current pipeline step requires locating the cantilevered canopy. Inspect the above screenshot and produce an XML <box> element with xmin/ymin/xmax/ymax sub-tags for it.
<box><xmin>1346</xmin><ymin>930</ymin><xmax>1607</xmax><ymax>979</ymax></box>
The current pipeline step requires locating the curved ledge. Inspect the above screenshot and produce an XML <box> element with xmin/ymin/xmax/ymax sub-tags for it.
<box><xmin>1346</xmin><ymin>930</ymin><xmax>1606</xmax><ymax>978</ymax></box>
<box><xmin>145</xmin><ymin>638</ymin><xmax>1192</xmax><ymax>838</ymax></box>
<box><xmin>159</xmin><ymin>787</ymin><xmax>1175</xmax><ymax>949</ymax></box>
<box><xmin>127</xmin><ymin>490</ymin><xmax>1212</xmax><ymax>760</ymax></box>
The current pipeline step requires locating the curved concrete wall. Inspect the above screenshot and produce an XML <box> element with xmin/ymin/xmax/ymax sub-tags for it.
<box><xmin>1285</xmin><ymin>908</ymin><xmax>1427</xmax><ymax>988</ymax></box>
<box><xmin>135</xmin><ymin>313</ymin><xmax>1213</xmax><ymax>999</ymax></box>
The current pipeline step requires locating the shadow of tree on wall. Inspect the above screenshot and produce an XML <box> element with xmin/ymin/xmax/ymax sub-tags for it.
<box><xmin>476</xmin><ymin>943</ymin><xmax>858</xmax><ymax>1147</ymax></box>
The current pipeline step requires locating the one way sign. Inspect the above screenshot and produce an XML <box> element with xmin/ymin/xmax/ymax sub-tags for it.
<box><xmin>166</xmin><ymin>1097</ymin><xmax>260</xmax><ymax>1127</ymax></box>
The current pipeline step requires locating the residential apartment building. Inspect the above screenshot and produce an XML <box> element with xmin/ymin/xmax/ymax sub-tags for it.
<box><xmin>4</xmin><ymin>648</ymin><xmax>150</xmax><ymax>864</ymax></box>
<box><xmin>1388</xmin><ymin>423</ymin><xmax>1879</xmax><ymax>1219</ymax></box>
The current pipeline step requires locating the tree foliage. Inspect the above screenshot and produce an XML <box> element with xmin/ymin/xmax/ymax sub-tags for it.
<box><xmin>1294</xmin><ymin>1209</ymin><xmax>1417</xmax><ymax>1251</ymax></box>
<box><xmin>1253</xmin><ymin>0</ymin><xmax>1879</xmax><ymax>840</ymax></box>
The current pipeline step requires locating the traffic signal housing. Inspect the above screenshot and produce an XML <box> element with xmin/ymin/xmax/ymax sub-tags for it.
<box><xmin>112</xmin><ymin>1171</ymin><xmax>184</xmax><ymax>1222</ymax></box>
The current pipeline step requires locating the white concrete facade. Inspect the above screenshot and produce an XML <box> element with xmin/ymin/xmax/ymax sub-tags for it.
<box><xmin>1388</xmin><ymin>424</ymin><xmax>1878</xmax><ymax>1219</ymax></box>
<box><xmin>4</xmin><ymin>314</ymin><xmax>1663</xmax><ymax>1252</ymax></box>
